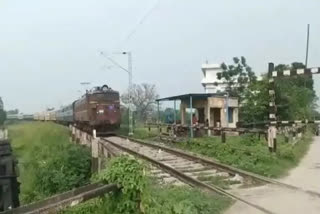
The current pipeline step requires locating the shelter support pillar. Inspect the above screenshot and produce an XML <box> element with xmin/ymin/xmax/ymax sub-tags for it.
<box><xmin>225</xmin><ymin>93</ymin><xmax>229</xmax><ymax>128</ymax></box>
<box><xmin>157</xmin><ymin>101</ymin><xmax>160</xmax><ymax>134</ymax></box>
<box><xmin>173</xmin><ymin>100</ymin><xmax>177</xmax><ymax>138</ymax></box>
<box><xmin>207</xmin><ymin>103</ymin><xmax>211</xmax><ymax>136</ymax></box>
<box><xmin>180</xmin><ymin>102</ymin><xmax>186</xmax><ymax>125</ymax></box>
<box><xmin>173</xmin><ymin>100</ymin><xmax>176</xmax><ymax>124</ymax></box>
<box><xmin>189</xmin><ymin>96</ymin><xmax>193</xmax><ymax>138</ymax></box>
<box><xmin>220</xmin><ymin>108</ymin><xmax>226</xmax><ymax>128</ymax></box>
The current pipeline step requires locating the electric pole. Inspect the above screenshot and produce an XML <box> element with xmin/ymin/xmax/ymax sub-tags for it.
<box><xmin>305</xmin><ymin>24</ymin><xmax>310</xmax><ymax>67</ymax></box>
<box><xmin>125</xmin><ymin>52</ymin><xmax>134</xmax><ymax>136</ymax></box>
<box><xmin>100</xmin><ymin>51</ymin><xmax>134</xmax><ymax>136</ymax></box>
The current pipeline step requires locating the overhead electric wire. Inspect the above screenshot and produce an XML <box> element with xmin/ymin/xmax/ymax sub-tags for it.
<box><xmin>100</xmin><ymin>0</ymin><xmax>161</xmax><ymax>74</ymax></box>
<box><xmin>115</xmin><ymin>0</ymin><xmax>161</xmax><ymax>49</ymax></box>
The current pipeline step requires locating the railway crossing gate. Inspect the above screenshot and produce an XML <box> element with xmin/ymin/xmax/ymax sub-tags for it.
<box><xmin>267</xmin><ymin>62</ymin><xmax>320</xmax><ymax>152</ymax></box>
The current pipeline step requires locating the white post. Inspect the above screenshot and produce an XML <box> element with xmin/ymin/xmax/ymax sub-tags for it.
<box><xmin>93</xmin><ymin>129</ymin><xmax>97</xmax><ymax>139</ymax></box>
<box><xmin>4</xmin><ymin>129</ymin><xmax>8</xmax><ymax>140</ymax></box>
<box><xmin>92</xmin><ymin>139</ymin><xmax>99</xmax><ymax>158</ymax></box>
<box><xmin>225</xmin><ymin>92</ymin><xmax>229</xmax><ymax>128</ymax></box>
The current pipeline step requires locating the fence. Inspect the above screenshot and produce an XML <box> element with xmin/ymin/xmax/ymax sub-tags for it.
<box><xmin>2</xmin><ymin>183</ymin><xmax>117</xmax><ymax>214</ymax></box>
<box><xmin>144</xmin><ymin>121</ymin><xmax>307</xmax><ymax>146</ymax></box>
<box><xmin>0</xmin><ymin>129</ymin><xmax>20</xmax><ymax>212</ymax></box>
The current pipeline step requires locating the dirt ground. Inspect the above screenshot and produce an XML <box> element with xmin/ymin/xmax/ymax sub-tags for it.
<box><xmin>225</xmin><ymin>136</ymin><xmax>320</xmax><ymax>214</ymax></box>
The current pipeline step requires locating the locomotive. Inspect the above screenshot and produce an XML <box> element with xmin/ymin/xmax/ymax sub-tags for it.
<box><xmin>34</xmin><ymin>85</ymin><xmax>121</xmax><ymax>135</ymax></box>
<box><xmin>73</xmin><ymin>85</ymin><xmax>121</xmax><ymax>134</ymax></box>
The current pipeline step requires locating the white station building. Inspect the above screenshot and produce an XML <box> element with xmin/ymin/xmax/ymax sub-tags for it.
<box><xmin>201</xmin><ymin>63</ymin><xmax>227</xmax><ymax>93</ymax></box>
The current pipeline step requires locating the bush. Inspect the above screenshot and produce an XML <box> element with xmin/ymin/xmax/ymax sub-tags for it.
<box><xmin>278</xmin><ymin>146</ymin><xmax>295</xmax><ymax>161</ymax></box>
<box><xmin>62</xmin><ymin>156</ymin><xmax>231</xmax><ymax>214</ymax></box>
<box><xmin>34</xmin><ymin>144</ymin><xmax>91</xmax><ymax>196</ymax></box>
<box><xmin>98</xmin><ymin>156</ymin><xmax>147</xmax><ymax>214</ymax></box>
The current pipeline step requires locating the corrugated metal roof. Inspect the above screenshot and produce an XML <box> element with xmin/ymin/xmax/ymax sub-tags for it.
<box><xmin>156</xmin><ymin>93</ymin><xmax>232</xmax><ymax>102</ymax></box>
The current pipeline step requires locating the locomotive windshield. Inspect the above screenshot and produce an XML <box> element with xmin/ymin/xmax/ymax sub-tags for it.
<box><xmin>90</xmin><ymin>92</ymin><xmax>119</xmax><ymax>102</ymax></box>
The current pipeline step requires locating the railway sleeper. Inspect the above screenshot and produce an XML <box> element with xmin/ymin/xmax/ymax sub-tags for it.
<box><xmin>160</xmin><ymin>158</ymin><xmax>195</xmax><ymax>163</ymax></box>
<box><xmin>155</xmin><ymin>173</ymin><xmax>173</xmax><ymax>179</ymax></box>
<box><xmin>184</xmin><ymin>169</ymin><xmax>219</xmax><ymax>177</ymax></box>
<box><xmin>156</xmin><ymin>157</ymin><xmax>180</xmax><ymax>162</ymax></box>
<box><xmin>176</xmin><ymin>166</ymin><xmax>214</xmax><ymax>173</ymax></box>
<box><xmin>162</xmin><ymin>161</ymin><xmax>197</xmax><ymax>167</ymax></box>
<box><xmin>164</xmin><ymin>162</ymin><xmax>205</xmax><ymax>169</ymax></box>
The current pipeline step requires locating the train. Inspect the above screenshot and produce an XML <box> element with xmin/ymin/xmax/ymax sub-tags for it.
<box><xmin>34</xmin><ymin>85</ymin><xmax>121</xmax><ymax>135</ymax></box>
<box><xmin>7</xmin><ymin>114</ymin><xmax>34</xmax><ymax>120</ymax></box>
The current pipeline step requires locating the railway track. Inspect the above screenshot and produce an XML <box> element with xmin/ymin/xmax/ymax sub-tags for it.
<box><xmin>119</xmin><ymin>136</ymin><xmax>320</xmax><ymax>196</ymax></box>
<box><xmin>101</xmin><ymin>136</ymin><xmax>283</xmax><ymax>214</ymax></box>
<box><xmin>101</xmin><ymin>135</ymin><xmax>320</xmax><ymax>214</ymax></box>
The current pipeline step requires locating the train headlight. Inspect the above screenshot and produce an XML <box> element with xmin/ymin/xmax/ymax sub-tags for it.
<box><xmin>98</xmin><ymin>109</ymin><xmax>104</xmax><ymax>114</ymax></box>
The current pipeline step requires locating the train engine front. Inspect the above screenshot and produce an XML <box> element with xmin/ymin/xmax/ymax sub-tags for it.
<box><xmin>74</xmin><ymin>85</ymin><xmax>121</xmax><ymax>134</ymax></box>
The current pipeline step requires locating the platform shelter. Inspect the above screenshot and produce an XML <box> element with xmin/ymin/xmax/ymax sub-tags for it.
<box><xmin>156</xmin><ymin>93</ymin><xmax>239</xmax><ymax>138</ymax></box>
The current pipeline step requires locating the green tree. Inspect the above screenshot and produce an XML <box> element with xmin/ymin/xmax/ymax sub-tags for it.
<box><xmin>274</xmin><ymin>62</ymin><xmax>317</xmax><ymax>120</ymax></box>
<box><xmin>239</xmin><ymin>61</ymin><xmax>318</xmax><ymax>123</ymax></box>
<box><xmin>218</xmin><ymin>56</ymin><xmax>256</xmax><ymax>99</ymax></box>
<box><xmin>240</xmin><ymin>76</ymin><xmax>269</xmax><ymax>123</ymax></box>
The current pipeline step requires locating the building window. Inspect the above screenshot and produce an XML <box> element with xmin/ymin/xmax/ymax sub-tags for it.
<box><xmin>228</xmin><ymin>108</ymin><xmax>233</xmax><ymax>123</ymax></box>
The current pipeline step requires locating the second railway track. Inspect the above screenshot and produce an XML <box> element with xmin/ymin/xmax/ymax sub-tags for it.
<box><xmin>100</xmin><ymin>135</ymin><xmax>319</xmax><ymax>214</ymax></box>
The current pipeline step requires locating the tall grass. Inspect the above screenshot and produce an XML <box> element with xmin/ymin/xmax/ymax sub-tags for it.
<box><xmin>8</xmin><ymin>122</ymin><xmax>91</xmax><ymax>204</ymax></box>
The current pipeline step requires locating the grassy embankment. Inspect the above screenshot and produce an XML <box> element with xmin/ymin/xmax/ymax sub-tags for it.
<box><xmin>175</xmin><ymin>132</ymin><xmax>313</xmax><ymax>178</ymax></box>
<box><xmin>8</xmin><ymin>122</ymin><xmax>91</xmax><ymax>204</ymax></box>
<box><xmin>8</xmin><ymin>122</ymin><xmax>231</xmax><ymax>213</ymax></box>
<box><xmin>126</xmin><ymin>126</ymin><xmax>313</xmax><ymax>178</ymax></box>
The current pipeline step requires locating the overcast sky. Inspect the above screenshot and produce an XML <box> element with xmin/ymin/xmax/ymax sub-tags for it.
<box><xmin>0</xmin><ymin>0</ymin><xmax>320</xmax><ymax>113</ymax></box>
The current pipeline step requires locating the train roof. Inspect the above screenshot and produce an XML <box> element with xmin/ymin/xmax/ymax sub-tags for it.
<box><xmin>87</xmin><ymin>85</ymin><xmax>118</xmax><ymax>94</ymax></box>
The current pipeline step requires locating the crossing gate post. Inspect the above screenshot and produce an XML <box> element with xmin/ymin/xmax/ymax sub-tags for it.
<box><xmin>268</xmin><ymin>62</ymin><xmax>277</xmax><ymax>152</ymax></box>
<box><xmin>292</xmin><ymin>124</ymin><xmax>297</xmax><ymax>142</ymax></box>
